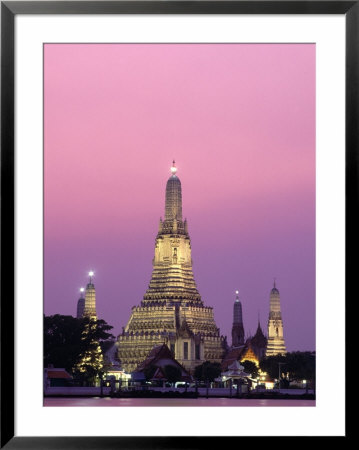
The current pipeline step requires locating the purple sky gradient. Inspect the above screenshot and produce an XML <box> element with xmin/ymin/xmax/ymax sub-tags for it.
<box><xmin>44</xmin><ymin>44</ymin><xmax>315</xmax><ymax>351</ymax></box>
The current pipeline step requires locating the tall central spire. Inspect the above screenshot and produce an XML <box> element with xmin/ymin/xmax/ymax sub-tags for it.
<box><xmin>165</xmin><ymin>160</ymin><xmax>182</xmax><ymax>222</ymax></box>
<box><xmin>143</xmin><ymin>161</ymin><xmax>200</xmax><ymax>303</ymax></box>
<box><xmin>118</xmin><ymin>162</ymin><xmax>226</xmax><ymax>373</ymax></box>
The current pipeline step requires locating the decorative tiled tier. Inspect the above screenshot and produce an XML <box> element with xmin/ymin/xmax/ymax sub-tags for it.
<box><xmin>117</xmin><ymin>163</ymin><xmax>226</xmax><ymax>373</ymax></box>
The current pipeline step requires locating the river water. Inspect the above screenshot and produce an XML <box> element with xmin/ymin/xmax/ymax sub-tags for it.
<box><xmin>44</xmin><ymin>397</ymin><xmax>315</xmax><ymax>407</ymax></box>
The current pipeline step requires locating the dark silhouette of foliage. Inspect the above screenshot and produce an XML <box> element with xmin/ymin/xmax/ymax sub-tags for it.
<box><xmin>143</xmin><ymin>365</ymin><xmax>157</xmax><ymax>381</ymax></box>
<box><xmin>242</xmin><ymin>360</ymin><xmax>259</xmax><ymax>378</ymax></box>
<box><xmin>44</xmin><ymin>314</ymin><xmax>115</xmax><ymax>380</ymax></box>
<box><xmin>79</xmin><ymin>317</ymin><xmax>115</xmax><ymax>352</ymax></box>
<box><xmin>260</xmin><ymin>351</ymin><xmax>315</xmax><ymax>386</ymax></box>
<box><xmin>194</xmin><ymin>361</ymin><xmax>222</xmax><ymax>382</ymax></box>
<box><xmin>44</xmin><ymin>314</ymin><xmax>84</xmax><ymax>372</ymax></box>
<box><xmin>163</xmin><ymin>365</ymin><xmax>182</xmax><ymax>383</ymax></box>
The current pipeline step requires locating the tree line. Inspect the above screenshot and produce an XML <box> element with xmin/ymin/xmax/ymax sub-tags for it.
<box><xmin>44</xmin><ymin>314</ymin><xmax>115</xmax><ymax>383</ymax></box>
<box><xmin>44</xmin><ymin>314</ymin><xmax>315</xmax><ymax>386</ymax></box>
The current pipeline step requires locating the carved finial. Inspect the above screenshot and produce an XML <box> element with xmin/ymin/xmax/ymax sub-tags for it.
<box><xmin>235</xmin><ymin>290</ymin><xmax>239</xmax><ymax>302</ymax></box>
<box><xmin>170</xmin><ymin>160</ymin><xmax>177</xmax><ymax>175</ymax></box>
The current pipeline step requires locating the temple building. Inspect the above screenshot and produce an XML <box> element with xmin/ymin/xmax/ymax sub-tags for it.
<box><xmin>250</xmin><ymin>320</ymin><xmax>267</xmax><ymax>361</ymax></box>
<box><xmin>134</xmin><ymin>344</ymin><xmax>192</xmax><ymax>383</ymax></box>
<box><xmin>222</xmin><ymin>290</ymin><xmax>267</xmax><ymax>370</ymax></box>
<box><xmin>117</xmin><ymin>162</ymin><xmax>226</xmax><ymax>373</ymax></box>
<box><xmin>231</xmin><ymin>290</ymin><xmax>245</xmax><ymax>347</ymax></box>
<box><xmin>74</xmin><ymin>272</ymin><xmax>104</xmax><ymax>375</ymax></box>
<box><xmin>82</xmin><ymin>271</ymin><xmax>97</xmax><ymax>319</ymax></box>
<box><xmin>76</xmin><ymin>288</ymin><xmax>85</xmax><ymax>319</ymax></box>
<box><xmin>266</xmin><ymin>281</ymin><xmax>286</xmax><ymax>356</ymax></box>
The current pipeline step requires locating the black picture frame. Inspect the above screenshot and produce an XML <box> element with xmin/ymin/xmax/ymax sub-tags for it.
<box><xmin>1</xmin><ymin>1</ymin><xmax>353</xmax><ymax>447</ymax></box>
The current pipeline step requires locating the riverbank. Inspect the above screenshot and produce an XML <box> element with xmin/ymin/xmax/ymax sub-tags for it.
<box><xmin>44</xmin><ymin>397</ymin><xmax>316</xmax><ymax>407</ymax></box>
<box><xmin>44</xmin><ymin>386</ymin><xmax>315</xmax><ymax>401</ymax></box>
<box><xmin>45</xmin><ymin>386</ymin><xmax>314</xmax><ymax>399</ymax></box>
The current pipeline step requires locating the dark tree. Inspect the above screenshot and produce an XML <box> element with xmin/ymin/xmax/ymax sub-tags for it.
<box><xmin>73</xmin><ymin>317</ymin><xmax>115</xmax><ymax>383</ymax></box>
<box><xmin>80</xmin><ymin>318</ymin><xmax>115</xmax><ymax>350</ymax></box>
<box><xmin>163</xmin><ymin>365</ymin><xmax>182</xmax><ymax>383</ymax></box>
<box><xmin>194</xmin><ymin>361</ymin><xmax>222</xmax><ymax>382</ymax></box>
<box><xmin>285</xmin><ymin>351</ymin><xmax>316</xmax><ymax>382</ymax></box>
<box><xmin>242</xmin><ymin>360</ymin><xmax>259</xmax><ymax>379</ymax></box>
<box><xmin>143</xmin><ymin>365</ymin><xmax>157</xmax><ymax>381</ymax></box>
<box><xmin>44</xmin><ymin>314</ymin><xmax>115</xmax><ymax>381</ymax></box>
<box><xmin>44</xmin><ymin>314</ymin><xmax>84</xmax><ymax>372</ymax></box>
<box><xmin>260</xmin><ymin>352</ymin><xmax>315</xmax><ymax>386</ymax></box>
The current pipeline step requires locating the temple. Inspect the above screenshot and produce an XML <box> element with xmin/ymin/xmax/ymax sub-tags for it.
<box><xmin>266</xmin><ymin>281</ymin><xmax>286</xmax><ymax>356</ymax></box>
<box><xmin>231</xmin><ymin>290</ymin><xmax>245</xmax><ymax>347</ymax></box>
<box><xmin>222</xmin><ymin>295</ymin><xmax>267</xmax><ymax>370</ymax></box>
<box><xmin>117</xmin><ymin>162</ymin><xmax>226</xmax><ymax>373</ymax></box>
<box><xmin>76</xmin><ymin>288</ymin><xmax>85</xmax><ymax>319</ymax></box>
<box><xmin>74</xmin><ymin>272</ymin><xmax>104</xmax><ymax>374</ymax></box>
<box><xmin>82</xmin><ymin>272</ymin><xmax>97</xmax><ymax>320</ymax></box>
<box><xmin>250</xmin><ymin>320</ymin><xmax>268</xmax><ymax>361</ymax></box>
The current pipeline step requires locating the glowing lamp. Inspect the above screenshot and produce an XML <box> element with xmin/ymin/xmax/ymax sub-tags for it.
<box><xmin>80</xmin><ymin>288</ymin><xmax>84</xmax><ymax>293</ymax></box>
<box><xmin>235</xmin><ymin>290</ymin><xmax>239</xmax><ymax>295</ymax></box>
<box><xmin>89</xmin><ymin>271</ymin><xmax>94</xmax><ymax>277</ymax></box>
<box><xmin>170</xmin><ymin>160</ymin><xmax>177</xmax><ymax>175</ymax></box>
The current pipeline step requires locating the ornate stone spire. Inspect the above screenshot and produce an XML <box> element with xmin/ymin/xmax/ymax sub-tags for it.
<box><xmin>269</xmin><ymin>279</ymin><xmax>281</xmax><ymax>316</ymax></box>
<box><xmin>83</xmin><ymin>271</ymin><xmax>97</xmax><ymax>319</ymax></box>
<box><xmin>266</xmin><ymin>280</ymin><xmax>286</xmax><ymax>356</ymax></box>
<box><xmin>76</xmin><ymin>287</ymin><xmax>85</xmax><ymax>319</ymax></box>
<box><xmin>117</xmin><ymin>163</ymin><xmax>226</xmax><ymax>372</ymax></box>
<box><xmin>165</xmin><ymin>160</ymin><xmax>182</xmax><ymax>222</ymax></box>
<box><xmin>232</xmin><ymin>290</ymin><xmax>245</xmax><ymax>347</ymax></box>
<box><xmin>144</xmin><ymin>162</ymin><xmax>200</xmax><ymax>303</ymax></box>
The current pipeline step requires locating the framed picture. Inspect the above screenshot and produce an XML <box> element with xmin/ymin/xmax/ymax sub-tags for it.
<box><xmin>1</xmin><ymin>1</ymin><xmax>353</xmax><ymax>446</ymax></box>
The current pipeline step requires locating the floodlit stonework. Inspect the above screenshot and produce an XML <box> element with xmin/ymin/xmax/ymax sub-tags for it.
<box><xmin>82</xmin><ymin>273</ymin><xmax>97</xmax><ymax>320</ymax></box>
<box><xmin>266</xmin><ymin>281</ymin><xmax>286</xmax><ymax>356</ymax></box>
<box><xmin>74</xmin><ymin>276</ymin><xmax>104</xmax><ymax>375</ymax></box>
<box><xmin>117</xmin><ymin>162</ymin><xmax>226</xmax><ymax>373</ymax></box>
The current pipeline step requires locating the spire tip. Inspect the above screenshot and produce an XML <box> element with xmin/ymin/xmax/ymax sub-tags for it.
<box><xmin>170</xmin><ymin>160</ymin><xmax>177</xmax><ymax>175</ymax></box>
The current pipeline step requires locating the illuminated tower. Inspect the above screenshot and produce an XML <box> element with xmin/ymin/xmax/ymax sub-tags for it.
<box><xmin>82</xmin><ymin>271</ymin><xmax>97</xmax><ymax>320</ymax></box>
<box><xmin>76</xmin><ymin>288</ymin><xmax>85</xmax><ymax>319</ymax></box>
<box><xmin>74</xmin><ymin>272</ymin><xmax>104</xmax><ymax>376</ymax></box>
<box><xmin>143</xmin><ymin>161</ymin><xmax>201</xmax><ymax>304</ymax></box>
<box><xmin>117</xmin><ymin>161</ymin><xmax>226</xmax><ymax>373</ymax></box>
<box><xmin>266</xmin><ymin>280</ymin><xmax>286</xmax><ymax>356</ymax></box>
<box><xmin>231</xmin><ymin>290</ymin><xmax>245</xmax><ymax>347</ymax></box>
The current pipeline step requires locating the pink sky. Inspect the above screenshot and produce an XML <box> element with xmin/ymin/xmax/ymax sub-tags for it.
<box><xmin>44</xmin><ymin>44</ymin><xmax>315</xmax><ymax>351</ymax></box>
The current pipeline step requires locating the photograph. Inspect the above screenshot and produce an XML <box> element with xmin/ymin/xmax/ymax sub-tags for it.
<box><xmin>42</xmin><ymin>43</ymin><xmax>316</xmax><ymax>407</ymax></box>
